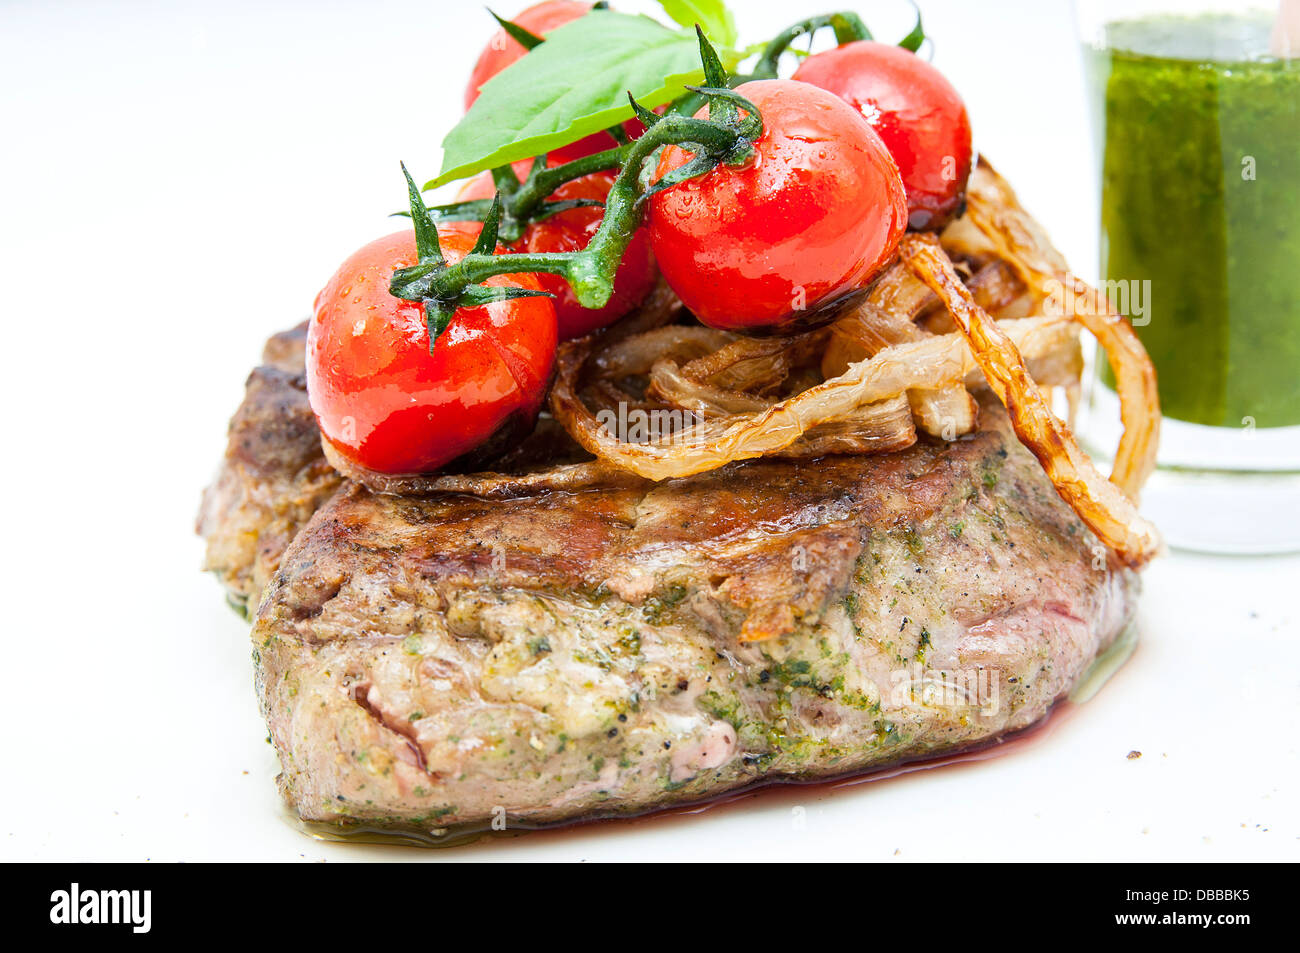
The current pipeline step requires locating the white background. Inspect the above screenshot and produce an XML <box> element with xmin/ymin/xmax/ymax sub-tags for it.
<box><xmin>1</xmin><ymin>0</ymin><xmax>1295</xmax><ymax>861</ymax></box>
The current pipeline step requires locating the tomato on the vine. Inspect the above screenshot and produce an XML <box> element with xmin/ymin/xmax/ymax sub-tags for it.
<box><xmin>307</xmin><ymin>225</ymin><xmax>557</xmax><ymax>475</ymax></box>
<box><xmin>648</xmin><ymin>79</ymin><xmax>906</xmax><ymax>333</ymax></box>
<box><xmin>793</xmin><ymin>41</ymin><xmax>973</xmax><ymax>230</ymax></box>
<box><xmin>459</xmin><ymin>166</ymin><xmax>658</xmax><ymax>339</ymax></box>
<box><xmin>464</xmin><ymin>0</ymin><xmax>589</xmax><ymax>110</ymax></box>
<box><xmin>464</xmin><ymin>0</ymin><xmax>620</xmax><ymax>164</ymax></box>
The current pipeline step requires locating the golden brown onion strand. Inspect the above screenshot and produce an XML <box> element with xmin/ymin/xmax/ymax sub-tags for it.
<box><xmin>900</xmin><ymin>232</ymin><xmax>1161</xmax><ymax>568</ymax></box>
<box><xmin>963</xmin><ymin>161</ymin><xmax>1159</xmax><ymax>499</ymax></box>
<box><xmin>551</xmin><ymin>315</ymin><xmax>1084</xmax><ymax>482</ymax></box>
<box><xmin>823</xmin><ymin>302</ymin><xmax>978</xmax><ymax>439</ymax></box>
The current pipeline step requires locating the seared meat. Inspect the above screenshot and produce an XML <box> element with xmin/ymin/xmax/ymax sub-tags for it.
<box><xmin>201</xmin><ymin>326</ymin><xmax>1138</xmax><ymax>837</ymax></box>
<box><xmin>196</xmin><ymin>324</ymin><xmax>343</xmax><ymax>616</ymax></box>
<box><xmin>251</xmin><ymin>390</ymin><xmax>1137</xmax><ymax>836</ymax></box>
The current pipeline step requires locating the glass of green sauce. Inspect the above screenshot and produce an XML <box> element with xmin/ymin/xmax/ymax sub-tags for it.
<box><xmin>1077</xmin><ymin>0</ymin><xmax>1300</xmax><ymax>553</ymax></box>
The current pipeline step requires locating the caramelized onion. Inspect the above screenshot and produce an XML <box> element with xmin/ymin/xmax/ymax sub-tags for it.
<box><xmin>775</xmin><ymin>394</ymin><xmax>917</xmax><ymax>458</ymax></box>
<box><xmin>553</xmin><ymin>338</ymin><xmax>928</xmax><ymax>479</ymax></box>
<box><xmin>418</xmin><ymin>462</ymin><xmax>642</xmax><ymax>498</ymax></box>
<box><xmin>538</xmin><ymin>159</ymin><xmax>1158</xmax><ymax>570</ymax></box>
<box><xmin>900</xmin><ymin>232</ymin><xmax>1161</xmax><ymax>568</ymax></box>
<box><xmin>647</xmin><ymin>360</ymin><xmax>771</xmax><ymax>415</ymax></box>
<box><xmin>680</xmin><ymin>329</ymin><xmax>828</xmax><ymax>393</ymax></box>
<box><xmin>963</xmin><ymin>161</ymin><xmax>1159</xmax><ymax>500</ymax></box>
<box><xmin>594</xmin><ymin>278</ymin><xmax>686</xmax><ymax>346</ymax></box>
<box><xmin>648</xmin><ymin>360</ymin><xmax>917</xmax><ymax>456</ymax></box>
<box><xmin>552</xmin><ymin>314</ymin><xmax>1083</xmax><ymax>482</ymax></box>
<box><xmin>589</xmin><ymin>325</ymin><xmax>733</xmax><ymax>379</ymax></box>
<box><xmin>823</xmin><ymin>301</ymin><xmax>977</xmax><ymax>439</ymax></box>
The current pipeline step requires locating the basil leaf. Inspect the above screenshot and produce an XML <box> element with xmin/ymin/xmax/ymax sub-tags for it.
<box><xmin>430</xmin><ymin>10</ymin><xmax>739</xmax><ymax>188</ymax></box>
<box><xmin>655</xmin><ymin>0</ymin><xmax>738</xmax><ymax>48</ymax></box>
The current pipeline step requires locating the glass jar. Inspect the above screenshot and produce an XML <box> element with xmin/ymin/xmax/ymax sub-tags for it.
<box><xmin>1075</xmin><ymin>0</ymin><xmax>1300</xmax><ymax>553</ymax></box>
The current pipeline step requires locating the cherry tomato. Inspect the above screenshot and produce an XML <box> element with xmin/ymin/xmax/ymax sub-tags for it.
<box><xmin>459</xmin><ymin>167</ymin><xmax>658</xmax><ymax>339</ymax></box>
<box><xmin>465</xmin><ymin>0</ymin><xmax>589</xmax><ymax>109</ymax></box>
<box><xmin>464</xmin><ymin>1</ymin><xmax>618</xmax><ymax>164</ymax></box>
<box><xmin>648</xmin><ymin>79</ymin><xmax>906</xmax><ymax>333</ymax></box>
<box><xmin>793</xmin><ymin>41</ymin><xmax>973</xmax><ymax>230</ymax></box>
<box><xmin>307</xmin><ymin>225</ymin><xmax>557</xmax><ymax>475</ymax></box>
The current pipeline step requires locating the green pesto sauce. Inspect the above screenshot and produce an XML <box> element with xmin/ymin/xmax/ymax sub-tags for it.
<box><xmin>1091</xmin><ymin>13</ymin><xmax>1300</xmax><ymax>427</ymax></box>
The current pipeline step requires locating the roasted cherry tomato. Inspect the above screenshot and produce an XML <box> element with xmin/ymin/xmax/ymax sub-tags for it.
<box><xmin>648</xmin><ymin>79</ymin><xmax>906</xmax><ymax>333</ymax></box>
<box><xmin>459</xmin><ymin>167</ymin><xmax>658</xmax><ymax>339</ymax></box>
<box><xmin>465</xmin><ymin>0</ymin><xmax>589</xmax><ymax>109</ymax></box>
<box><xmin>307</xmin><ymin>225</ymin><xmax>557</xmax><ymax>475</ymax></box>
<box><xmin>793</xmin><ymin>41</ymin><xmax>973</xmax><ymax>230</ymax></box>
<box><xmin>464</xmin><ymin>1</ymin><xmax>619</xmax><ymax>164</ymax></box>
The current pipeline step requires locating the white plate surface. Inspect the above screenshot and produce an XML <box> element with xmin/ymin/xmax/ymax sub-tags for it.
<box><xmin>2</xmin><ymin>0</ymin><xmax>1294</xmax><ymax>862</ymax></box>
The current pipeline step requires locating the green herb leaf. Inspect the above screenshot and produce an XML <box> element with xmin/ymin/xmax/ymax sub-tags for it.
<box><xmin>898</xmin><ymin>2</ymin><xmax>925</xmax><ymax>52</ymax></box>
<box><xmin>655</xmin><ymin>0</ymin><xmax>737</xmax><ymax>49</ymax></box>
<box><xmin>431</xmin><ymin>10</ymin><xmax>740</xmax><ymax>188</ymax></box>
<box><xmin>488</xmin><ymin>9</ymin><xmax>545</xmax><ymax>50</ymax></box>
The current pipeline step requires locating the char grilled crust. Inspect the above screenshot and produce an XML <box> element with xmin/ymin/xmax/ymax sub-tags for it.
<box><xmin>196</xmin><ymin>324</ymin><xmax>344</xmax><ymax>616</ymax></box>
<box><xmin>252</xmin><ymin>397</ymin><xmax>1137</xmax><ymax>835</ymax></box>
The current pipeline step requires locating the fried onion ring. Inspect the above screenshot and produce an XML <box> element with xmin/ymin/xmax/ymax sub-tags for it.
<box><xmin>963</xmin><ymin>161</ymin><xmax>1159</xmax><ymax>500</ymax></box>
<box><xmin>900</xmin><ymin>232</ymin><xmax>1161</xmax><ymax>568</ymax></box>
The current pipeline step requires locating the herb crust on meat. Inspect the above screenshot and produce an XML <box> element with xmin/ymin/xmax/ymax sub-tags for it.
<box><xmin>209</xmin><ymin>333</ymin><xmax>1137</xmax><ymax>837</ymax></box>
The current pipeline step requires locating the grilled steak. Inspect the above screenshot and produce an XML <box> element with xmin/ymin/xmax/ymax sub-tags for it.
<box><xmin>196</xmin><ymin>324</ymin><xmax>344</xmax><ymax>616</ymax></box>
<box><xmin>234</xmin><ymin>331</ymin><xmax>1137</xmax><ymax>835</ymax></box>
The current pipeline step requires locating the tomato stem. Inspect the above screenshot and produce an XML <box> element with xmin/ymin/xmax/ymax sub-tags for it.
<box><xmin>391</xmin><ymin>29</ymin><xmax>764</xmax><ymax>350</ymax></box>
<box><xmin>430</xmin><ymin>105</ymin><xmax>757</xmax><ymax>302</ymax></box>
<box><xmin>752</xmin><ymin>13</ymin><xmax>872</xmax><ymax>78</ymax></box>
<box><xmin>417</xmin><ymin>145</ymin><xmax>626</xmax><ymax>244</ymax></box>
<box><xmin>751</xmin><ymin>6</ymin><xmax>926</xmax><ymax>80</ymax></box>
